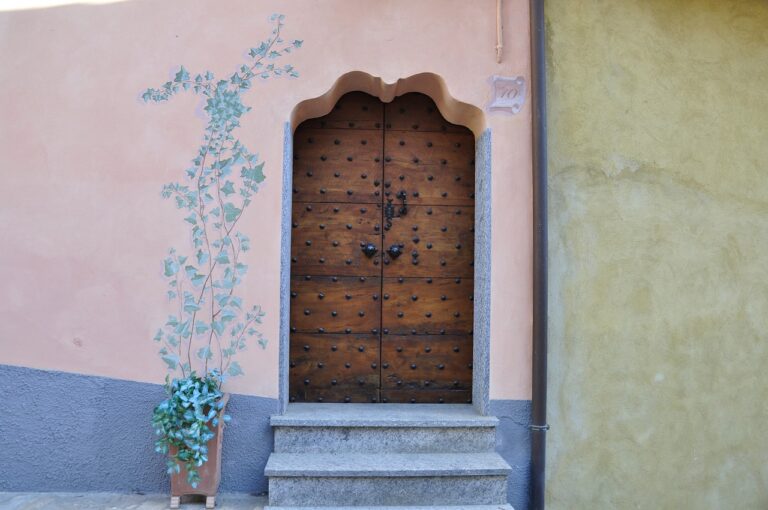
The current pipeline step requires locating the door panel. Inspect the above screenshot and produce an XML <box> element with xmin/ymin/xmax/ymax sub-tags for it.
<box><xmin>384</xmin><ymin>93</ymin><xmax>468</xmax><ymax>133</ymax></box>
<box><xmin>301</xmin><ymin>92</ymin><xmax>384</xmax><ymax>131</ymax></box>
<box><xmin>383</xmin><ymin>130</ymin><xmax>475</xmax><ymax>207</ymax></box>
<box><xmin>379</xmin><ymin>389</ymin><xmax>471</xmax><ymax>404</ymax></box>
<box><xmin>289</xmin><ymin>92</ymin><xmax>475</xmax><ymax>404</ymax></box>
<box><xmin>291</xmin><ymin>202</ymin><xmax>382</xmax><ymax>276</ymax></box>
<box><xmin>290</xmin><ymin>275</ymin><xmax>381</xmax><ymax>334</ymax></box>
<box><xmin>381</xmin><ymin>276</ymin><xmax>474</xmax><ymax>335</ymax></box>
<box><xmin>293</xmin><ymin>128</ymin><xmax>383</xmax><ymax>204</ymax></box>
<box><xmin>382</xmin><ymin>205</ymin><xmax>474</xmax><ymax>278</ymax></box>
<box><xmin>290</xmin><ymin>333</ymin><xmax>380</xmax><ymax>403</ymax></box>
<box><xmin>380</xmin><ymin>336</ymin><xmax>473</xmax><ymax>390</ymax></box>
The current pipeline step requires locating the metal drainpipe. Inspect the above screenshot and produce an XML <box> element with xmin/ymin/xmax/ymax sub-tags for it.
<box><xmin>529</xmin><ymin>0</ymin><xmax>549</xmax><ymax>509</ymax></box>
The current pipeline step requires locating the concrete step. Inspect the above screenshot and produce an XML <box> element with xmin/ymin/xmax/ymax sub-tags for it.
<box><xmin>265</xmin><ymin>452</ymin><xmax>510</xmax><ymax>507</ymax></box>
<box><xmin>272</xmin><ymin>403</ymin><xmax>498</xmax><ymax>453</ymax></box>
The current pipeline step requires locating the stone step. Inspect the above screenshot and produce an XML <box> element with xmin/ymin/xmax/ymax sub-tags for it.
<box><xmin>265</xmin><ymin>452</ymin><xmax>510</xmax><ymax>507</ymax></box>
<box><xmin>265</xmin><ymin>452</ymin><xmax>510</xmax><ymax>477</ymax></box>
<box><xmin>273</xmin><ymin>404</ymin><xmax>497</xmax><ymax>453</ymax></box>
<box><xmin>266</xmin><ymin>506</ymin><xmax>515</xmax><ymax>510</ymax></box>
<box><xmin>274</xmin><ymin>425</ymin><xmax>496</xmax><ymax>453</ymax></box>
<box><xmin>271</xmin><ymin>403</ymin><xmax>499</xmax><ymax>428</ymax></box>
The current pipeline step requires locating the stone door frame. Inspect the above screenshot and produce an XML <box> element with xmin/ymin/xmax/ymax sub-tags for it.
<box><xmin>277</xmin><ymin>78</ymin><xmax>492</xmax><ymax>415</ymax></box>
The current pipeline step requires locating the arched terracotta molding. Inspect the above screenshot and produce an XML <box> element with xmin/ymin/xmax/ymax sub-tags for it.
<box><xmin>290</xmin><ymin>71</ymin><xmax>486</xmax><ymax>137</ymax></box>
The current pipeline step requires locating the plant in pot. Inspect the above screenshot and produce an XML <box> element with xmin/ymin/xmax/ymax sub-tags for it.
<box><xmin>142</xmin><ymin>14</ymin><xmax>301</xmax><ymax>509</ymax></box>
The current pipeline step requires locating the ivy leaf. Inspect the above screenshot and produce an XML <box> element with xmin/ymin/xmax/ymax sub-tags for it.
<box><xmin>241</xmin><ymin>162</ymin><xmax>265</xmax><ymax>183</ymax></box>
<box><xmin>223</xmin><ymin>202</ymin><xmax>242</xmax><ymax>223</ymax></box>
<box><xmin>211</xmin><ymin>320</ymin><xmax>225</xmax><ymax>335</ymax></box>
<box><xmin>220</xmin><ymin>308</ymin><xmax>237</xmax><ymax>322</ymax></box>
<box><xmin>197</xmin><ymin>346</ymin><xmax>213</xmax><ymax>360</ymax></box>
<box><xmin>162</xmin><ymin>354</ymin><xmax>180</xmax><ymax>370</ymax></box>
<box><xmin>227</xmin><ymin>361</ymin><xmax>244</xmax><ymax>376</ymax></box>
<box><xmin>221</xmin><ymin>181</ymin><xmax>235</xmax><ymax>196</ymax></box>
<box><xmin>164</xmin><ymin>258</ymin><xmax>179</xmax><ymax>277</ymax></box>
<box><xmin>174</xmin><ymin>66</ymin><xmax>190</xmax><ymax>83</ymax></box>
<box><xmin>184</xmin><ymin>301</ymin><xmax>201</xmax><ymax>313</ymax></box>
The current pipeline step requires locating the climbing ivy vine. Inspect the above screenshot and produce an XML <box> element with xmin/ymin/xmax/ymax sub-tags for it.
<box><xmin>144</xmin><ymin>14</ymin><xmax>300</xmax><ymax>380</ymax></box>
<box><xmin>143</xmin><ymin>14</ymin><xmax>301</xmax><ymax>486</ymax></box>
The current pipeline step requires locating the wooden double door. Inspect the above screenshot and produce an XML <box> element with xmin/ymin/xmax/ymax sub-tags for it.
<box><xmin>289</xmin><ymin>92</ymin><xmax>475</xmax><ymax>403</ymax></box>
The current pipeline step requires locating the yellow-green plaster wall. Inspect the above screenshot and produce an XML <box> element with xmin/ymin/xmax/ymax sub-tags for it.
<box><xmin>545</xmin><ymin>1</ymin><xmax>768</xmax><ymax>508</ymax></box>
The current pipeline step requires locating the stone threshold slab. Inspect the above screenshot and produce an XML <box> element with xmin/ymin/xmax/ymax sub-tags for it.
<box><xmin>271</xmin><ymin>403</ymin><xmax>498</xmax><ymax>428</ymax></box>
<box><xmin>264</xmin><ymin>452</ymin><xmax>511</xmax><ymax>477</ymax></box>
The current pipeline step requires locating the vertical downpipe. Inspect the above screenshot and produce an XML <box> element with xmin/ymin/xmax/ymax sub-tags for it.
<box><xmin>529</xmin><ymin>0</ymin><xmax>549</xmax><ymax>509</ymax></box>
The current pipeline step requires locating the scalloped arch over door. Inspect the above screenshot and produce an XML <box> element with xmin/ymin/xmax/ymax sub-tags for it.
<box><xmin>289</xmin><ymin>92</ymin><xmax>475</xmax><ymax>403</ymax></box>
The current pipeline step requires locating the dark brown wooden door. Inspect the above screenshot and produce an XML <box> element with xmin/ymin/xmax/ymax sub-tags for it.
<box><xmin>289</xmin><ymin>92</ymin><xmax>474</xmax><ymax>404</ymax></box>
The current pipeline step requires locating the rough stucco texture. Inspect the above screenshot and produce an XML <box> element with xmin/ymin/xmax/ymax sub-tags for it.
<box><xmin>0</xmin><ymin>364</ymin><xmax>277</xmax><ymax>493</ymax></box>
<box><xmin>491</xmin><ymin>400</ymin><xmax>532</xmax><ymax>510</ymax></box>
<box><xmin>545</xmin><ymin>1</ymin><xmax>768</xmax><ymax>508</ymax></box>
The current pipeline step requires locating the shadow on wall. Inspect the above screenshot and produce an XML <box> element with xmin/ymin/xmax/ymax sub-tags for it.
<box><xmin>291</xmin><ymin>71</ymin><xmax>486</xmax><ymax>138</ymax></box>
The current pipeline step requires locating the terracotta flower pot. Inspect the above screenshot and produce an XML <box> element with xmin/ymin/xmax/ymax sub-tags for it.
<box><xmin>169</xmin><ymin>394</ymin><xmax>229</xmax><ymax>509</ymax></box>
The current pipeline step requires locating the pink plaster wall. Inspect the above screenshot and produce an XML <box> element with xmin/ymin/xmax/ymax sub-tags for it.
<box><xmin>0</xmin><ymin>0</ymin><xmax>532</xmax><ymax>400</ymax></box>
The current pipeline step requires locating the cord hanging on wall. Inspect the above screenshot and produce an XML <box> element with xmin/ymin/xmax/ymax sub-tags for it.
<box><xmin>496</xmin><ymin>0</ymin><xmax>504</xmax><ymax>63</ymax></box>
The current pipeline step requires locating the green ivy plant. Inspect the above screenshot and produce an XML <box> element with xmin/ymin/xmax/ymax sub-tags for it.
<box><xmin>143</xmin><ymin>14</ymin><xmax>301</xmax><ymax>486</ymax></box>
<box><xmin>152</xmin><ymin>371</ymin><xmax>227</xmax><ymax>487</ymax></box>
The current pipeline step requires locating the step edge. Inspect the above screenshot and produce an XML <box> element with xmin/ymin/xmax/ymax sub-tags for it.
<box><xmin>270</xmin><ymin>417</ymin><xmax>499</xmax><ymax>427</ymax></box>
<box><xmin>272</xmin><ymin>404</ymin><xmax>499</xmax><ymax>428</ymax></box>
<box><xmin>266</xmin><ymin>470</ymin><xmax>511</xmax><ymax>477</ymax></box>
<box><xmin>265</xmin><ymin>452</ymin><xmax>512</xmax><ymax>477</ymax></box>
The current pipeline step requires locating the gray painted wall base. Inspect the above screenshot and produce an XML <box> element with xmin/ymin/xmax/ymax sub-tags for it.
<box><xmin>491</xmin><ymin>400</ymin><xmax>532</xmax><ymax>510</ymax></box>
<box><xmin>0</xmin><ymin>364</ymin><xmax>276</xmax><ymax>493</ymax></box>
<box><xmin>0</xmin><ymin>365</ymin><xmax>531</xmax><ymax>510</ymax></box>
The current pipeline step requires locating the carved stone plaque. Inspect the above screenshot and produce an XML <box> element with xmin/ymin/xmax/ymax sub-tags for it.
<box><xmin>488</xmin><ymin>75</ymin><xmax>526</xmax><ymax>114</ymax></box>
